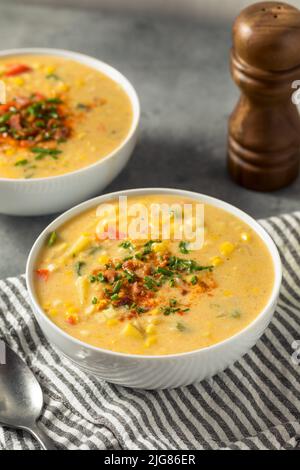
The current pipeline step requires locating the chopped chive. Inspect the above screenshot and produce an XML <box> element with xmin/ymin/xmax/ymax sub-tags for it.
<box><xmin>48</xmin><ymin>231</ymin><xmax>57</xmax><ymax>247</ymax></box>
<box><xmin>15</xmin><ymin>159</ymin><xmax>28</xmax><ymax>166</ymax></box>
<box><xmin>75</xmin><ymin>261</ymin><xmax>85</xmax><ymax>276</ymax></box>
<box><xmin>179</xmin><ymin>241</ymin><xmax>190</xmax><ymax>254</ymax></box>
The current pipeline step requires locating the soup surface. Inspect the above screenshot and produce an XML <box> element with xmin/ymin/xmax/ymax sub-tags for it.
<box><xmin>0</xmin><ymin>55</ymin><xmax>132</xmax><ymax>179</ymax></box>
<box><xmin>35</xmin><ymin>195</ymin><xmax>274</xmax><ymax>355</ymax></box>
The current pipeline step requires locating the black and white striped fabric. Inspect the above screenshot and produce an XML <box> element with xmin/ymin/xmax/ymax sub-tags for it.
<box><xmin>0</xmin><ymin>212</ymin><xmax>299</xmax><ymax>450</ymax></box>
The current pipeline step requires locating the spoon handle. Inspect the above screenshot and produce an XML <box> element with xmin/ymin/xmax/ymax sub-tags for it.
<box><xmin>28</xmin><ymin>422</ymin><xmax>57</xmax><ymax>450</ymax></box>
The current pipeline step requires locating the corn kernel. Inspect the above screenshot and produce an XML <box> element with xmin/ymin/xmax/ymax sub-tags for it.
<box><xmin>149</xmin><ymin>317</ymin><xmax>161</xmax><ymax>325</ymax></box>
<box><xmin>66</xmin><ymin>306</ymin><xmax>78</xmax><ymax>314</ymax></box>
<box><xmin>97</xmin><ymin>299</ymin><xmax>108</xmax><ymax>311</ymax></box>
<box><xmin>149</xmin><ymin>308</ymin><xmax>160</xmax><ymax>316</ymax></box>
<box><xmin>201</xmin><ymin>331</ymin><xmax>211</xmax><ymax>338</ymax></box>
<box><xmin>98</xmin><ymin>255</ymin><xmax>110</xmax><ymax>265</ymax></box>
<box><xmin>219</xmin><ymin>241</ymin><xmax>235</xmax><ymax>256</ymax></box>
<box><xmin>49</xmin><ymin>308</ymin><xmax>57</xmax><ymax>316</ymax></box>
<box><xmin>45</xmin><ymin>65</ymin><xmax>56</xmax><ymax>74</ymax></box>
<box><xmin>240</xmin><ymin>232</ymin><xmax>251</xmax><ymax>242</ymax></box>
<box><xmin>77</xmin><ymin>133</ymin><xmax>86</xmax><ymax>140</ymax></box>
<box><xmin>144</xmin><ymin>335</ymin><xmax>157</xmax><ymax>347</ymax></box>
<box><xmin>106</xmin><ymin>318</ymin><xmax>118</xmax><ymax>327</ymax></box>
<box><xmin>12</xmin><ymin>77</ymin><xmax>24</xmax><ymax>86</ymax></box>
<box><xmin>122</xmin><ymin>322</ymin><xmax>143</xmax><ymax>339</ymax></box>
<box><xmin>5</xmin><ymin>148</ymin><xmax>16</xmax><ymax>156</ymax></box>
<box><xmin>75</xmin><ymin>78</ymin><xmax>85</xmax><ymax>87</ymax></box>
<box><xmin>210</xmin><ymin>256</ymin><xmax>223</xmax><ymax>267</ymax></box>
<box><xmin>223</xmin><ymin>289</ymin><xmax>232</xmax><ymax>297</ymax></box>
<box><xmin>153</xmin><ymin>241</ymin><xmax>169</xmax><ymax>253</ymax></box>
<box><xmin>146</xmin><ymin>324</ymin><xmax>156</xmax><ymax>335</ymax></box>
<box><xmin>56</xmin><ymin>82</ymin><xmax>69</xmax><ymax>93</ymax></box>
<box><xmin>65</xmin><ymin>312</ymin><xmax>79</xmax><ymax>325</ymax></box>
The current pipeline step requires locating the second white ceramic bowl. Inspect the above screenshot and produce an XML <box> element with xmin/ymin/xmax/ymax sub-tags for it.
<box><xmin>26</xmin><ymin>188</ymin><xmax>282</xmax><ymax>389</ymax></box>
<box><xmin>0</xmin><ymin>48</ymin><xmax>140</xmax><ymax>216</ymax></box>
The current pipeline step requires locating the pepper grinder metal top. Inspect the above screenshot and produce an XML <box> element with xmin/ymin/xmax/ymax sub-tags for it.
<box><xmin>228</xmin><ymin>1</ymin><xmax>300</xmax><ymax>191</ymax></box>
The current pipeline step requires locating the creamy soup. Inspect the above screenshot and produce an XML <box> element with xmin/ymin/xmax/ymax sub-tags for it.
<box><xmin>35</xmin><ymin>195</ymin><xmax>274</xmax><ymax>355</ymax></box>
<box><xmin>0</xmin><ymin>55</ymin><xmax>132</xmax><ymax>179</ymax></box>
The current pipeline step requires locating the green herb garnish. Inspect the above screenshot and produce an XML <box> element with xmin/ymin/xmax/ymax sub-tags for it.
<box><xmin>15</xmin><ymin>159</ymin><xmax>28</xmax><ymax>166</ymax></box>
<box><xmin>179</xmin><ymin>241</ymin><xmax>190</xmax><ymax>254</ymax></box>
<box><xmin>119</xmin><ymin>240</ymin><xmax>134</xmax><ymax>250</ymax></box>
<box><xmin>75</xmin><ymin>261</ymin><xmax>86</xmax><ymax>276</ymax></box>
<box><xmin>112</xmin><ymin>280</ymin><xmax>123</xmax><ymax>294</ymax></box>
<box><xmin>46</xmin><ymin>73</ymin><xmax>60</xmax><ymax>80</ymax></box>
<box><xmin>48</xmin><ymin>231</ymin><xmax>57</xmax><ymax>247</ymax></box>
<box><xmin>176</xmin><ymin>322</ymin><xmax>187</xmax><ymax>332</ymax></box>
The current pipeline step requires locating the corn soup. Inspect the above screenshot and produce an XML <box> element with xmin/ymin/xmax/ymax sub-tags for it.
<box><xmin>35</xmin><ymin>195</ymin><xmax>274</xmax><ymax>355</ymax></box>
<box><xmin>0</xmin><ymin>55</ymin><xmax>132</xmax><ymax>179</ymax></box>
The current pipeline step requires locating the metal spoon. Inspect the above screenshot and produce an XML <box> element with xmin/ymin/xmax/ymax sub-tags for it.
<box><xmin>0</xmin><ymin>341</ymin><xmax>56</xmax><ymax>450</ymax></box>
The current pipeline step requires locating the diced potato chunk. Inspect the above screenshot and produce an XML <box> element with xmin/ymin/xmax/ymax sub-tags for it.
<box><xmin>144</xmin><ymin>335</ymin><xmax>157</xmax><ymax>347</ymax></box>
<box><xmin>122</xmin><ymin>322</ymin><xmax>143</xmax><ymax>339</ymax></box>
<box><xmin>65</xmin><ymin>234</ymin><xmax>91</xmax><ymax>257</ymax></box>
<box><xmin>75</xmin><ymin>275</ymin><xmax>89</xmax><ymax>305</ymax></box>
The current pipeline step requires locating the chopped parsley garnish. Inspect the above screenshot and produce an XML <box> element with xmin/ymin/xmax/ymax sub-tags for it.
<box><xmin>168</xmin><ymin>256</ymin><xmax>213</xmax><ymax>274</ymax></box>
<box><xmin>15</xmin><ymin>159</ymin><xmax>28</xmax><ymax>166</ymax></box>
<box><xmin>75</xmin><ymin>261</ymin><xmax>86</xmax><ymax>276</ymax></box>
<box><xmin>31</xmin><ymin>147</ymin><xmax>62</xmax><ymax>160</ymax></box>
<box><xmin>119</xmin><ymin>240</ymin><xmax>134</xmax><ymax>250</ymax></box>
<box><xmin>112</xmin><ymin>280</ymin><xmax>123</xmax><ymax>294</ymax></box>
<box><xmin>231</xmin><ymin>309</ymin><xmax>241</xmax><ymax>319</ymax></box>
<box><xmin>179</xmin><ymin>241</ymin><xmax>190</xmax><ymax>254</ymax></box>
<box><xmin>92</xmin><ymin>296</ymin><xmax>98</xmax><ymax>305</ymax></box>
<box><xmin>144</xmin><ymin>276</ymin><xmax>158</xmax><ymax>291</ymax></box>
<box><xmin>48</xmin><ymin>231</ymin><xmax>57</xmax><ymax>247</ymax></box>
<box><xmin>190</xmin><ymin>275</ymin><xmax>198</xmax><ymax>285</ymax></box>
<box><xmin>46</xmin><ymin>73</ymin><xmax>60</xmax><ymax>80</ymax></box>
<box><xmin>176</xmin><ymin>322</ymin><xmax>187</xmax><ymax>332</ymax></box>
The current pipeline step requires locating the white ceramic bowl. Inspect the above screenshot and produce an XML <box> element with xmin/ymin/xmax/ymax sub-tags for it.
<box><xmin>26</xmin><ymin>188</ymin><xmax>282</xmax><ymax>389</ymax></box>
<box><xmin>0</xmin><ymin>48</ymin><xmax>140</xmax><ymax>216</ymax></box>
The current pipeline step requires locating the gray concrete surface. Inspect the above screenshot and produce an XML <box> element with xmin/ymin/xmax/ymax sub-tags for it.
<box><xmin>0</xmin><ymin>3</ymin><xmax>299</xmax><ymax>279</ymax></box>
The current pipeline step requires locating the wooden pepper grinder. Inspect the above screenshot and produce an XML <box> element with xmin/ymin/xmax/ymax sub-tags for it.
<box><xmin>228</xmin><ymin>1</ymin><xmax>300</xmax><ymax>191</ymax></box>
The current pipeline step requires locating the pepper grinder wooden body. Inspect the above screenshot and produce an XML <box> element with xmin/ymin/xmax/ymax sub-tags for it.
<box><xmin>228</xmin><ymin>1</ymin><xmax>300</xmax><ymax>191</ymax></box>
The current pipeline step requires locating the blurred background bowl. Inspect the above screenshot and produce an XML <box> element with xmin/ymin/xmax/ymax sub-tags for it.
<box><xmin>0</xmin><ymin>48</ymin><xmax>140</xmax><ymax>216</ymax></box>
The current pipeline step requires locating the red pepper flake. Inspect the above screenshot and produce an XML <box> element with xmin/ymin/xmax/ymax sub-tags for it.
<box><xmin>36</xmin><ymin>269</ymin><xmax>49</xmax><ymax>281</ymax></box>
<box><xmin>4</xmin><ymin>63</ymin><xmax>32</xmax><ymax>77</ymax></box>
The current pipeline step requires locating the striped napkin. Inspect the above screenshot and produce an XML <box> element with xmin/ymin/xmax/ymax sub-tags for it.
<box><xmin>0</xmin><ymin>212</ymin><xmax>299</xmax><ymax>450</ymax></box>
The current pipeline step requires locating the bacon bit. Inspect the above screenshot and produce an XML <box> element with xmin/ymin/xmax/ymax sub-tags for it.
<box><xmin>32</xmin><ymin>92</ymin><xmax>45</xmax><ymax>101</ymax></box>
<box><xmin>0</xmin><ymin>104</ymin><xmax>10</xmax><ymax>113</ymax></box>
<box><xmin>4</xmin><ymin>63</ymin><xmax>32</xmax><ymax>76</ymax></box>
<box><xmin>65</xmin><ymin>313</ymin><xmax>78</xmax><ymax>325</ymax></box>
<box><xmin>103</xmin><ymin>269</ymin><xmax>117</xmax><ymax>283</ymax></box>
<box><xmin>9</xmin><ymin>114</ymin><xmax>22</xmax><ymax>131</ymax></box>
<box><xmin>15</xmin><ymin>96</ymin><xmax>31</xmax><ymax>108</ymax></box>
<box><xmin>19</xmin><ymin>140</ymin><xmax>31</xmax><ymax>148</ymax></box>
<box><xmin>36</xmin><ymin>269</ymin><xmax>49</xmax><ymax>281</ymax></box>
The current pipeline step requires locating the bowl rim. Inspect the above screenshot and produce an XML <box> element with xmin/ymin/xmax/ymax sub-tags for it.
<box><xmin>26</xmin><ymin>187</ymin><xmax>282</xmax><ymax>360</ymax></box>
<box><xmin>0</xmin><ymin>47</ymin><xmax>140</xmax><ymax>183</ymax></box>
